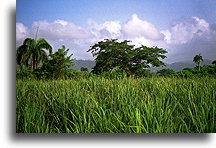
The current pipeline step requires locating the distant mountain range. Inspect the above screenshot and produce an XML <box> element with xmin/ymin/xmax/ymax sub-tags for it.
<box><xmin>151</xmin><ymin>59</ymin><xmax>213</xmax><ymax>72</ymax></box>
<box><xmin>72</xmin><ymin>59</ymin><xmax>95</xmax><ymax>71</ymax></box>
<box><xmin>72</xmin><ymin>59</ymin><xmax>214</xmax><ymax>72</ymax></box>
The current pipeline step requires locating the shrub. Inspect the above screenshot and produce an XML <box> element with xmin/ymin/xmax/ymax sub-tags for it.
<box><xmin>16</xmin><ymin>69</ymin><xmax>35</xmax><ymax>79</ymax></box>
<box><xmin>176</xmin><ymin>70</ymin><xmax>193</xmax><ymax>78</ymax></box>
<box><xmin>182</xmin><ymin>68</ymin><xmax>199</xmax><ymax>74</ymax></box>
<box><xmin>101</xmin><ymin>71</ymin><xmax>127</xmax><ymax>79</ymax></box>
<box><xmin>80</xmin><ymin>67</ymin><xmax>89</xmax><ymax>72</ymax></box>
<box><xmin>157</xmin><ymin>68</ymin><xmax>175</xmax><ymax>77</ymax></box>
<box><xmin>65</xmin><ymin>70</ymin><xmax>82</xmax><ymax>79</ymax></box>
<box><xmin>83</xmin><ymin>72</ymin><xmax>97</xmax><ymax>79</ymax></box>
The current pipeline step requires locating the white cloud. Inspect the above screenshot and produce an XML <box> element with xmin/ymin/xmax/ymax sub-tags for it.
<box><xmin>54</xmin><ymin>20</ymin><xmax>68</xmax><ymax>26</ymax></box>
<box><xmin>31</xmin><ymin>20</ymin><xmax>92</xmax><ymax>41</ymax></box>
<box><xmin>161</xmin><ymin>30</ymin><xmax>171</xmax><ymax>43</ymax></box>
<box><xmin>101</xmin><ymin>21</ymin><xmax>122</xmax><ymax>36</ymax></box>
<box><xmin>161</xmin><ymin>17</ymin><xmax>215</xmax><ymax>63</ymax></box>
<box><xmin>16</xmin><ymin>23</ymin><xmax>29</xmax><ymax>46</ymax></box>
<box><xmin>16</xmin><ymin>20</ymin><xmax>95</xmax><ymax>60</ymax></box>
<box><xmin>122</xmin><ymin>14</ymin><xmax>164</xmax><ymax>41</ymax></box>
<box><xmin>16</xmin><ymin>15</ymin><xmax>215</xmax><ymax>62</ymax></box>
<box><xmin>87</xmin><ymin>19</ymin><xmax>122</xmax><ymax>40</ymax></box>
<box><xmin>162</xmin><ymin>16</ymin><xmax>211</xmax><ymax>44</ymax></box>
<box><xmin>87</xmin><ymin>14</ymin><xmax>166</xmax><ymax>48</ymax></box>
<box><xmin>130</xmin><ymin>37</ymin><xmax>151</xmax><ymax>47</ymax></box>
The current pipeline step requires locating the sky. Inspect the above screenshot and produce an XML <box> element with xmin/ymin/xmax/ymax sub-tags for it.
<box><xmin>16</xmin><ymin>0</ymin><xmax>216</xmax><ymax>63</ymax></box>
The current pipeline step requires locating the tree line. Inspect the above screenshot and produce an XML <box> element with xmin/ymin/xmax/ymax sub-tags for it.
<box><xmin>16</xmin><ymin>37</ymin><xmax>216</xmax><ymax>79</ymax></box>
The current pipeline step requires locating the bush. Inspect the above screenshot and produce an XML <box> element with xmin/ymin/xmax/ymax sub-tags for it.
<box><xmin>101</xmin><ymin>71</ymin><xmax>127</xmax><ymax>79</ymax></box>
<box><xmin>182</xmin><ymin>68</ymin><xmax>199</xmax><ymax>74</ymax></box>
<box><xmin>202</xmin><ymin>66</ymin><xmax>216</xmax><ymax>75</ymax></box>
<box><xmin>80</xmin><ymin>67</ymin><xmax>88</xmax><ymax>72</ymax></box>
<box><xmin>134</xmin><ymin>69</ymin><xmax>155</xmax><ymax>77</ymax></box>
<box><xmin>16</xmin><ymin>69</ymin><xmax>35</xmax><ymax>79</ymax></box>
<box><xmin>176</xmin><ymin>70</ymin><xmax>193</xmax><ymax>78</ymax></box>
<box><xmin>157</xmin><ymin>68</ymin><xmax>175</xmax><ymax>77</ymax></box>
<box><xmin>33</xmin><ymin>69</ymin><xmax>50</xmax><ymax>79</ymax></box>
<box><xmin>65</xmin><ymin>70</ymin><xmax>82</xmax><ymax>79</ymax></box>
<box><xmin>83</xmin><ymin>72</ymin><xmax>97</xmax><ymax>79</ymax></box>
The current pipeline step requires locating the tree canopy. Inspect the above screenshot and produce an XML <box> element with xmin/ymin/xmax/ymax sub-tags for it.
<box><xmin>41</xmin><ymin>45</ymin><xmax>74</xmax><ymax>79</ymax></box>
<box><xmin>193</xmin><ymin>54</ymin><xmax>203</xmax><ymax>71</ymax></box>
<box><xmin>157</xmin><ymin>68</ymin><xmax>175</xmax><ymax>76</ymax></box>
<box><xmin>16</xmin><ymin>38</ymin><xmax>216</xmax><ymax>79</ymax></box>
<box><xmin>87</xmin><ymin>39</ymin><xmax>167</xmax><ymax>76</ymax></box>
<box><xmin>16</xmin><ymin>38</ymin><xmax>52</xmax><ymax>71</ymax></box>
<box><xmin>212</xmin><ymin>60</ymin><xmax>216</xmax><ymax>65</ymax></box>
<box><xmin>80</xmin><ymin>67</ymin><xmax>89</xmax><ymax>72</ymax></box>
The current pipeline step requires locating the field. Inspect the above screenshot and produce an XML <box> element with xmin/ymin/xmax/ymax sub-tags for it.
<box><xmin>16</xmin><ymin>77</ymin><xmax>216</xmax><ymax>133</ymax></box>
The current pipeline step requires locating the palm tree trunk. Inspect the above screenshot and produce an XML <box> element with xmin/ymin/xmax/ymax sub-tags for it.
<box><xmin>198</xmin><ymin>62</ymin><xmax>200</xmax><ymax>71</ymax></box>
<box><xmin>30</xmin><ymin>59</ymin><xmax>34</xmax><ymax>71</ymax></box>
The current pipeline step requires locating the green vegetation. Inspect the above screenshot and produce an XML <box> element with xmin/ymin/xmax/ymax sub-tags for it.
<box><xmin>38</xmin><ymin>45</ymin><xmax>74</xmax><ymax>79</ymax></box>
<box><xmin>16</xmin><ymin>38</ymin><xmax>216</xmax><ymax>79</ymax></box>
<box><xmin>16</xmin><ymin>77</ymin><xmax>216</xmax><ymax>133</ymax></box>
<box><xmin>80</xmin><ymin>67</ymin><xmax>89</xmax><ymax>72</ymax></box>
<box><xmin>193</xmin><ymin>54</ymin><xmax>203</xmax><ymax>71</ymax></box>
<box><xmin>16</xmin><ymin>38</ymin><xmax>216</xmax><ymax>133</ymax></box>
<box><xmin>157</xmin><ymin>68</ymin><xmax>175</xmax><ymax>76</ymax></box>
<box><xmin>87</xmin><ymin>39</ymin><xmax>167</xmax><ymax>76</ymax></box>
<box><xmin>16</xmin><ymin>38</ymin><xmax>52</xmax><ymax>71</ymax></box>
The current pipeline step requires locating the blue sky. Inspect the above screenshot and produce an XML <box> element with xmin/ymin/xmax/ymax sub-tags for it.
<box><xmin>16</xmin><ymin>0</ymin><xmax>215</xmax><ymax>63</ymax></box>
<box><xmin>17</xmin><ymin>0</ymin><xmax>215</xmax><ymax>28</ymax></box>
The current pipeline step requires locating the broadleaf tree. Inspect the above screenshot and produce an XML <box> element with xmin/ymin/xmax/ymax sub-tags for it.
<box><xmin>41</xmin><ymin>45</ymin><xmax>74</xmax><ymax>79</ymax></box>
<box><xmin>87</xmin><ymin>39</ymin><xmax>167</xmax><ymax>76</ymax></box>
<box><xmin>80</xmin><ymin>67</ymin><xmax>89</xmax><ymax>72</ymax></box>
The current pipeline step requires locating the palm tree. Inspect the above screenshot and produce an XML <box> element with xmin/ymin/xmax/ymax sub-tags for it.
<box><xmin>193</xmin><ymin>54</ymin><xmax>203</xmax><ymax>71</ymax></box>
<box><xmin>16</xmin><ymin>38</ymin><xmax>52</xmax><ymax>71</ymax></box>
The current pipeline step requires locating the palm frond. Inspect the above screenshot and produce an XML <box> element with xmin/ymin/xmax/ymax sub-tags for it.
<box><xmin>36</xmin><ymin>38</ymin><xmax>53</xmax><ymax>54</ymax></box>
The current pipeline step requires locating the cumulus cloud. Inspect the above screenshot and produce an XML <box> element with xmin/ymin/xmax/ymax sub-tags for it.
<box><xmin>165</xmin><ymin>34</ymin><xmax>215</xmax><ymax>63</ymax></box>
<box><xmin>99</xmin><ymin>21</ymin><xmax>122</xmax><ymax>36</ymax></box>
<box><xmin>16</xmin><ymin>20</ymin><xmax>95</xmax><ymax>60</ymax></box>
<box><xmin>162</xmin><ymin>16</ymin><xmax>211</xmax><ymax>44</ymax></box>
<box><xmin>129</xmin><ymin>37</ymin><xmax>151</xmax><ymax>47</ymax></box>
<box><xmin>162</xmin><ymin>17</ymin><xmax>215</xmax><ymax>63</ymax></box>
<box><xmin>16</xmin><ymin>15</ymin><xmax>215</xmax><ymax>62</ymax></box>
<box><xmin>122</xmin><ymin>14</ymin><xmax>164</xmax><ymax>41</ymax></box>
<box><xmin>31</xmin><ymin>20</ymin><xmax>92</xmax><ymax>41</ymax></box>
<box><xmin>87</xmin><ymin>19</ymin><xmax>122</xmax><ymax>41</ymax></box>
<box><xmin>16</xmin><ymin>23</ymin><xmax>29</xmax><ymax>46</ymax></box>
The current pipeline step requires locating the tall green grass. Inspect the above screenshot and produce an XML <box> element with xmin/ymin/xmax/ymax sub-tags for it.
<box><xmin>16</xmin><ymin>77</ymin><xmax>216</xmax><ymax>133</ymax></box>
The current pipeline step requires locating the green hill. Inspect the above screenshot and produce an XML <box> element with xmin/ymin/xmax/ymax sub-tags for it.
<box><xmin>72</xmin><ymin>59</ymin><xmax>95</xmax><ymax>71</ymax></box>
<box><xmin>72</xmin><ymin>59</ymin><xmax>213</xmax><ymax>72</ymax></box>
<box><xmin>151</xmin><ymin>59</ymin><xmax>213</xmax><ymax>72</ymax></box>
